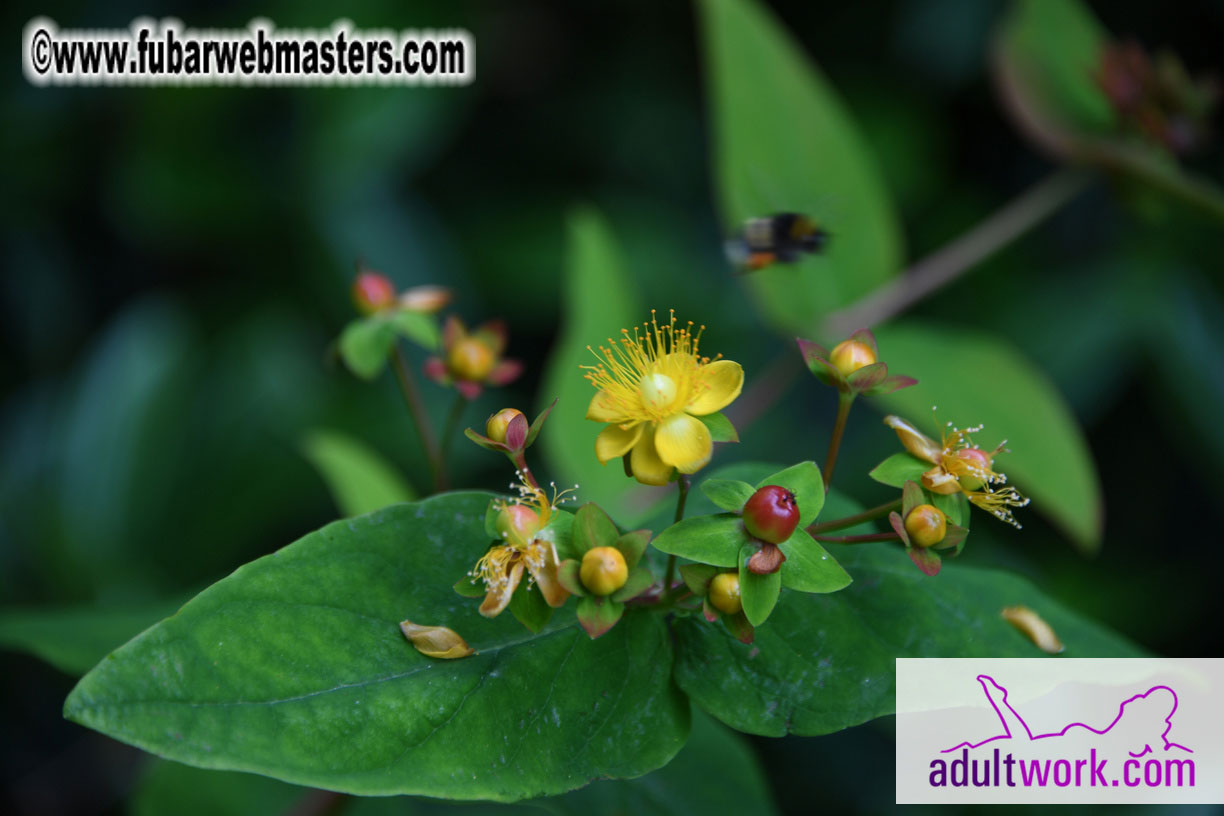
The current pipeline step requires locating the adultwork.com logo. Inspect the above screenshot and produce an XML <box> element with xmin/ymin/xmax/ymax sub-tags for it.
<box><xmin>896</xmin><ymin>659</ymin><xmax>1223</xmax><ymax>804</ymax></box>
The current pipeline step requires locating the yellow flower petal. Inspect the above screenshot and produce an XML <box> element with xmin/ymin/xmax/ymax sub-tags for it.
<box><xmin>884</xmin><ymin>415</ymin><xmax>942</xmax><ymax>464</ymax></box>
<box><xmin>630</xmin><ymin>426</ymin><xmax>674</xmax><ymax>486</ymax></box>
<box><xmin>586</xmin><ymin>390</ymin><xmax>623</xmax><ymax>422</ymax></box>
<box><xmin>686</xmin><ymin>360</ymin><xmax>744</xmax><ymax>416</ymax></box>
<box><xmin>654</xmin><ymin>412</ymin><xmax>712</xmax><ymax>474</ymax></box>
<box><xmin>479</xmin><ymin>561</ymin><xmax>524</xmax><ymax>617</ymax></box>
<box><xmin>399</xmin><ymin>620</ymin><xmax>476</xmax><ymax>659</ymax></box>
<box><xmin>595</xmin><ymin>422</ymin><xmax>643</xmax><ymax>464</ymax></box>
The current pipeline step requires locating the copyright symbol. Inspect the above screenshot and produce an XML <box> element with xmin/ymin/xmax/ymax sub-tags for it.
<box><xmin>31</xmin><ymin>28</ymin><xmax>52</xmax><ymax>74</ymax></box>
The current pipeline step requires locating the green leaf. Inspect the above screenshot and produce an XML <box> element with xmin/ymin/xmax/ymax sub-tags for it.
<box><xmin>64</xmin><ymin>493</ymin><xmax>690</xmax><ymax>801</ymax></box>
<box><xmin>573</xmin><ymin>502</ymin><xmax>619</xmax><ymax>555</ymax></box>
<box><xmin>300</xmin><ymin>429</ymin><xmax>415</xmax><ymax>518</ymax></box>
<box><xmin>389</xmin><ymin>309</ymin><xmax>441</xmax><ymax>351</ymax></box>
<box><xmin>868</xmin><ymin>452</ymin><xmax>929</xmax><ymax>489</ymax></box>
<box><xmin>757</xmin><ymin>462</ymin><xmax>824</xmax><ymax>526</ymax></box>
<box><xmin>700</xmin><ymin>0</ymin><xmax>902</xmax><ymax>333</ymax></box>
<box><xmin>507</xmin><ymin>580</ymin><xmax>553</xmax><ymax>633</ymax></box>
<box><xmin>872</xmin><ymin>321</ymin><xmax>1101</xmax><ymax>552</ymax></box>
<box><xmin>777</xmin><ymin>529</ymin><xmax>852</xmax><ymax>594</ymax></box>
<box><xmin>930</xmin><ymin>489</ymin><xmax>970</xmax><ymax>529</ymax></box>
<box><xmin>576</xmin><ymin>596</ymin><xmax>624</xmax><ymax>640</ymax></box>
<box><xmin>611</xmin><ymin>567</ymin><xmax>655</xmax><ymax>603</ymax></box>
<box><xmin>614</xmin><ymin>530</ymin><xmax>650</xmax><ymax>568</ymax></box>
<box><xmin>673</xmin><ymin>495</ymin><xmax>1144</xmax><ymax>738</ymax></box>
<box><xmin>695</xmin><ymin>411</ymin><xmax>739</xmax><ymax>443</ymax></box>
<box><xmin>680</xmin><ymin>564</ymin><xmax>718</xmax><ymax>596</ymax></box>
<box><xmin>651</xmin><ymin>515</ymin><xmax>744</xmax><ymax>567</ymax></box>
<box><xmin>699</xmin><ymin>478</ymin><xmax>754</xmax><ymax>512</ymax></box>
<box><xmin>737</xmin><ymin>545</ymin><xmax>781</xmax><ymax>626</ymax></box>
<box><xmin>338</xmin><ymin>318</ymin><xmax>395</xmax><ymax>380</ymax></box>
<box><xmin>538</xmin><ymin>208</ymin><xmax>644</xmax><ymax>525</ymax></box>
<box><xmin>0</xmin><ymin>599</ymin><xmax>182</xmax><ymax>677</ymax></box>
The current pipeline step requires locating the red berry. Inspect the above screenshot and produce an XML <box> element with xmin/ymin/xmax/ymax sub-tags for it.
<box><xmin>742</xmin><ymin>485</ymin><xmax>800</xmax><ymax>544</ymax></box>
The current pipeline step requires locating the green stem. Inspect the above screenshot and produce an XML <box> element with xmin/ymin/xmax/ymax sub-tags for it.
<box><xmin>822</xmin><ymin>169</ymin><xmax>1092</xmax><ymax>337</ymax></box>
<box><xmin>806</xmin><ymin>498</ymin><xmax>901</xmax><ymax>535</ymax></box>
<box><xmin>391</xmin><ymin>344</ymin><xmax>442</xmax><ymax>490</ymax></box>
<box><xmin>662</xmin><ymin>475</ymin><xmax>691</xmax><ymax>596</ymax></box>
<box><xmin>436</xmin><ymin>393</ymin><xmax>467</xmax><ymax>492</ymax></box>
<box><xmin>814</xmin><ymin>532</ymin><xmax>901</xmax><ymax>544</ymax></box>
<box><xmin>823</xmin><ymin>393</ymin><xmax>854</xmax><ymax>492</ymax></box>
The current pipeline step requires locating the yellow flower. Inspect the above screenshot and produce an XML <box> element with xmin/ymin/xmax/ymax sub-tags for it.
<box><xmin>583</xmin><ymin>310</ymin><xmax>744</xmax><ymax>486</ymax></box>
<box><xmin>469</xmin><ymin>477</ymin><xmax>572</xmax><ymax>617</ymax></box>
<box><xmin>884</xmin><ymin>414</ymin><xmax>1030</xmax><ymax>528</ymax></box>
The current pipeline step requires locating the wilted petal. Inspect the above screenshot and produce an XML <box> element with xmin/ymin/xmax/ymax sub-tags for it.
<box><xmin>529</xmin><ymin>551</ymin><xmax>570</xmax><ymax>608</ymax></box>
<box><xmin>479</xmin><ymin>561</ymin><xmax>524</xmax><ymax>617</ymax></box>
<box><xmin>922</xmin><ymin>466</ymin><xmax>962</xmax><ymax>495</ymax></box>
<box><xmin>884</xmin><ymin>415</ymin><xmax>942</xmax><ymax>464</ymax></box>
<box><xmin>629</xmin><ymin>426</ymin><xmax>674</xmax><ymax>486</ymax></box>
<box><xmin>1001</xmin><ymin>605</ymin><xmax>1064</xmax><ymax>654</ymax></box>
<box><xmin>399</xmin><ymin>620</ymin><xmax>475</xmax><ymax>659</ymax></box>
<box><xmin>654</xmin><ymin>413</ymin><xmax>712</xmax><ymax>474</ymax></box>
<box><xmin>399</xmin><ymin>285</ymin><xmax>452</xmax><ymax>314</ymax></box>
<box><xmin>686</xmin><ymin>360</ymin><xmax>744</xmax><ymax>416</ymax></box>
<box><xmin>595</xmin><ymin>422</ymin><xmax>643</xmax><ymax>464</ymax></box>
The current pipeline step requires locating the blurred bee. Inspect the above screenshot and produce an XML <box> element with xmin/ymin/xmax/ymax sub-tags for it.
<box><xmin>726</xmin><ymin>213</ymin><xmax>828</xmax><ymax>273</ymax></box>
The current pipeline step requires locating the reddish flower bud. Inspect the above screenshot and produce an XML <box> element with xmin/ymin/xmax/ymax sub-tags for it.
<box><xmin>495</xmin><ymin>504</ymin><xmax>541</xmax><ymax>550</ymax></box>
<box><xmin>904</xmin><ymin>504</ymin><xmax>947</xmax><ymax>549</ymax></box>
<box><xmin>352</xmin><ymin>272</ymin><xmax>396</xmax><ymax>315</ymax></box>
<box><xmin>708</xmin><ymin>572</ymin><xmax>742</xmax><ymax>615</ymax></box>
<box><xmin>448</xmin><ymin>338</ymin><xmax>496</xmax><ymax>382</ymax></box>
<box><xmin>829</xmin><ymin>339</ymin><xmax>877</xmax><ymax>378</ymax></box>
<box><xmin>743</xmin><ymin>485</ymin><xmax>800</xmax><ymax>544</ymax></box>
<box><xmin>486</xmin><ymin>408</ymin><xmax>525</xmax><ymax>445</ymax></box>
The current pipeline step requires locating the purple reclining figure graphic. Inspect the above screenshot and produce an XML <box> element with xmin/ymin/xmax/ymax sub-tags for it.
<box><xmin>942</xmin><ymin>675</ymin><xmax>1193</xmax><ymax>758</ymax></box>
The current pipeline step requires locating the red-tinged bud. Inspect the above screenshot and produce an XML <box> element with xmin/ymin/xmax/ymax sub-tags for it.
<box><xmin>829</xmin><ymin>339</ymin><xmax>877</xmax><ymax>378</ymax></box>
<box><xmin>495</xmin><ymin>504</ymin><xmax>541</xmax><ymax>550</ymax></box>
<box><xmin>955</xmin><ymin>447</ymin><xmax>991</xmax><ymax>490</ymax></box>
<box><xmin>708</xmin><ymin>573</ymin><xmax>742</xmax><ymax>615</ymax></box>
<box><xmin>448</xmin><ymin>338</ymin><xmax>496</xmax><ymax>381</ymax></box>
<box><xmin>904</xmin><ymin>504</ymin><xmax>947</xmax><ymax>548</ymax></box>
<box><xmin>486</xmin><ymin>408</ymin><xmax>525</xmax><ymax>445</ymax></box>
<box><xmin>579</xmin><ymin>546</ymin><xmax>628</xmax><ymax>596</ymax></box>
<box><xmin>352</xmin><ymin>272</ymin><xmax>396</xmax><ymax>315</ymax></box>
<box><xmin>743</xmin><ymin>485</ymin><xmax>800</xmax><ymax>544</ymax></box>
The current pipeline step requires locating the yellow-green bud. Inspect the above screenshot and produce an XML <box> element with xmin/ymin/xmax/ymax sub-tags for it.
<box><xmin>904</xmin><ymin>504</ymin><xmax>947</xmax><ymax>548</ymax></box>
<box><xmin>579</xmin><ymin>546</ymin><xmax>628</xmax><ymax>596</ymax></box>
<box><xmin>448</xmin><ymin>338</ymin><xmax>495</xmax><ymax>381</ymax></box>
<box><xmin>495</xmin><ymin>504</ymin><xmax>541</xmax><ymax>549</ymax></box>
<box><xmin>486</xmin><ymin>408</ymin><xmax>524</xmax><ymax>444</ymax></box>
<box><xmin>829</xmin><ymin>339</ymin><xmax>877</xmax><ymax>378</ymax></box>
<box><xmin>708</xmin><ymin>573</ymin><xmax>742</xmax><ymax>615</ymax></box>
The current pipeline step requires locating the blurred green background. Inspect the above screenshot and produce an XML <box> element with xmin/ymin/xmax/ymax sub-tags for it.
<box><xmin>3</xmin><ymin>0</ymin><xmax>1223</xmax><ymax>813</ymax></box>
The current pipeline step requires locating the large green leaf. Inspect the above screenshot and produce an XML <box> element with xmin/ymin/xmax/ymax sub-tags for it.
<box><xmin>672</xmin><ymin>493</ymin><xmax>1143</xmax><ymax>738</ymax></box>
<box><xmin>300</xmin><ymin>428</ymin><xmax>416</xmax><ymax>517</ymax></box>
<box><xmin>64</xmin><ymin>493</ymin><xmax>689</xmax><ymax>802</ymax></box>
<box><xmin>872</xmin><ymin>321</ymin><xmax>1101</xmax><ymax>552</ymax></box>
<box><xmin>538</xmin><ymin>208</ymin><xmax>648</xmax><ymax>524</ymax></box>
<box><xmin>700</xmin><ymin>0</ymin><xmax>903</xmax><ymax>333</ymax></box>
<box><xmin>129</xmin><ymin>710</ymin><xmax>775</xmax><ymax>816</ymax></box>
<box><xmin>0</xmin><ymin>599</ymin><xmax>182</xmax><ymax>677</ymax></box>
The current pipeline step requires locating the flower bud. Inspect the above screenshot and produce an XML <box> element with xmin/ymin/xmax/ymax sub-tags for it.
<box><xmin>448</xmin><ymin>338</ymin><xmax>496</xmax><ymax>382</ymax></box>
<box><xmin>708</xmin><ymin>573</ymin><xmax>742</xmax><ymax>615</ymax></box>
<box><xmin>954</xmin><ymin>447</ymin><xmax>991</xmax><ymax>490</ymax></box>
<box><xmin>743</xmin><ymin>485</ymin><xmax>800</xmax><ymax>544</ymax></box>
<box><xmin>398</xmin><ymin>285</ymin><xmax>452</xmax><ymax>314</ymax></box>
<box><xmin>904</xmin><ymin>504</ymin><xmax>947</xmax><ymax>548</ymax></box>
<box><xmin>495</xmin><ymin>504</ymin><xmax>542</xmax><ymax>549</ymax></box>
<box><xmin>352</xmin><ymin>272</ymin><xmax>397</xmax><ymax>315</ymax></box>
<box><xmin>829</xmin><ymin>339</ymin><xmax>877</xmax><ymax>377</ymax></box>
<box><xmin>486</xmin><ymin>408</ymin><xmax>525</xmax><ymax>444</ymax></box>
<box><xmin>579</xmin><ymin>546</ymin><xmax>628</xmax><ymax>596</ymax></box>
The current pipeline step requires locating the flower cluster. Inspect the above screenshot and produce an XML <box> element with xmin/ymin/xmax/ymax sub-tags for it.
<box><xmin>426</xmin><ymin>316</ymin><xmax>523</xmax><ymax>400</ymax></box>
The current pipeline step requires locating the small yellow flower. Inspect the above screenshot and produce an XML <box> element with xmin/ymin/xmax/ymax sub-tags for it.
<box><xmin>469</xmin><ymin>476</ymin><xmax>572</xmax><ymax>617</ymax></box>
<box><xmin>884</xmin><ymin>414</ymin><xmax>1031</xmax><ymax>528</ymax></box>
<box><xmin>582</xmin><ymin>310</ymin><xmax>744</xmax><ymax>486</ymax></box>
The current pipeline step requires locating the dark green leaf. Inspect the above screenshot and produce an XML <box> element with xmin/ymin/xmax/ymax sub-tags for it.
<box><xmin>673</xmin><ymin>494</ymin><xmax>1144</xmax><ymax>737</ymax></box>
<box><xmin>737</xmin><ymin>545</ymin><xmax>781</xmax><ymax>626</ymax></box>
<box><xmin>573</xmin><ymin>502</ymin><xmax>619</xmax><ymax>555</ymax></box>
<box><xmin>576</xmin><ymin>596</ymin><xmax>623</xmax><ymax>640</ymax></box>
<box><xmin>508</xmin><ymin>580</ymin><xmax>553</xmax><ymax>633</ymax></box>
<box><xmin>680</xmin><ymin>564</ymin><xmax>718</xmax><ymax>596</ymax></box>
<box><xmin>777</xmin><ymin>529</ymin><xmax>851</xmax><ymax>594</ymax></box>
<box><xmin>757</xmin><ymin>462</ymin><xmax>824</xmax><ymax>526</ymax></box>
<box><xmin>873</xmin><ymin>321</ymin><xmax>1102</xmax><ymax>552</ymax></box>
<box><xmin>338</xmin><ymin>318</ymin><xmax>395</xmax><ymax>380</ymax></box>
<box><xmin>930</xmin><ymin>489</ymin><xmax>969</xmax><ymax>529</ymax></box>
<box><xmin>614</xmin><ymin>530</ymin><xmax>650</xmax><ymax>568</ymax></box>
<box><xmin>695</xmin><ymin>411</ymin><xmax>739</xmax><ymax>443</ymax></box>
<box><xmin>64</xmin><ymin>493</ymin><xmax>689</xmax><ymax>801</ymax></box>
<box><xmin>699</xmin><ymin>478</ymin><xmax>754</xmax><ymax>512</ymax></box>
<box><xmin>611</xmin><ymin>567</ymin><xmax>655</xmax><ymax>603</ymax></box>
<box><xmin>300</xmin><ymin>429</ymin><xmax>415</xmax><ymax>517</ymax></box>
<box><xmin>868</xmin><ymin>452</ymin><xmax>929</xmax><ymax>489</ymax></box>
<box><xmin>700</xmin><ymin>0</ymin><xmax>902</xmax><ymax>333</ymax></box>
<box><xmin>651</xmin><ymin>515</ymin><xmax>744</xmax><ymax>567</ymax></box>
